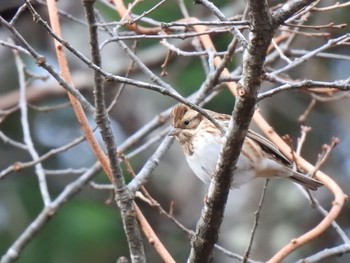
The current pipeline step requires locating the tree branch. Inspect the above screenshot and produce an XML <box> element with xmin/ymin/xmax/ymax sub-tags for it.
<box><xmin>189</xmin><ymin>0</ymin><xmax>274</xmax><ymax>262</ymax></box>
<box><xmin>83</xmin><ymin>1</ymin><xmax>145</xmax><ymax>261</ymax></box>
<box><xmin>0</xmin><ymin>163</ymin><xmax>101</xmax><ymax>263</ymax></box>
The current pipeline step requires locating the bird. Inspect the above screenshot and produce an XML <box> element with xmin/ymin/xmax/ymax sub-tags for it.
<box><xmin>169</xmin><ymin>104</ymin><xmax>323</xmax><ymax>191</ymax></box>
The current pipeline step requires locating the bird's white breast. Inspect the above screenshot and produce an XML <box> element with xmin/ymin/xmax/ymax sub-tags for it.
<box><xmin>185</xmin><ymin>130</ymin><xmax>256</xmax><ymax>188</ymax></box>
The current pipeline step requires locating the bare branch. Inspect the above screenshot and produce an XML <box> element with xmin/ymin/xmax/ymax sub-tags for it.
<box><xmin>189</xmin><ymin>0</ymin><xmax>274</xmax><ymax>261</ymax></box>
<box><xmin>82</xmin><ymin>1</ymin><xmax>145</xmax><ymax>261</ymax></box>
<box><xmin>0</xmin><ymin>130</ymin><xmax>28</xmax><ymax>150</ymax></box>
<box><xmin>13</xmin><ymin>46</ymin><xmax>51</xmax><ymax>206</ymax></box>
<box><xmin>242</xmin><ymin>180</ymin><xmax>269</xmax><ymax>263</ymax></box>
<box><xmin>297</xmin><ymin>243</ymin><xmax>350</xmax><ymax>263</ymax></box>
<box><xmin>0</xmin><ymin>15</ymin><xmax>95</xmax><ymax>114</ymax></box>
<box><xmin>0</xmin><ymin>162</ymin><xmax>101</xmax><ymax>263</ymax></box>
<box><xmin>0</xmin><ymin>0</ymin><xmax>348</xmax><ymax>262</ymax></box>
<box><xmin>0</xmin><ymin>135</ymin><xmax>85</xmax><ymax>179</ymax></box>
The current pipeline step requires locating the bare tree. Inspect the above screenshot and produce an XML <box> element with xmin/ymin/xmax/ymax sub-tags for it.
<box><xmin>0</xmin><ymin>0</ymin><xmax>349</xmax><ymax>262</ymax></box>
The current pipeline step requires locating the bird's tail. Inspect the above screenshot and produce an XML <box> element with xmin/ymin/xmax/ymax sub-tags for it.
<box><xmin>289</xmin><ymin>170</ymin><xmax>323</xmax><ymax>191</ymax></box>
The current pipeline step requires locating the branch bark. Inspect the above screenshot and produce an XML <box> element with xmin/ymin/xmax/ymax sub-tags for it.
<box><xmin>189</xmin><ymin>0</ymin><xmax>275</xmax><ymax>262</ymax></box>
<box><xmin>82</xmin><ymin>1</ymin><xmax>145</xmax><ymax>262</ymax></box>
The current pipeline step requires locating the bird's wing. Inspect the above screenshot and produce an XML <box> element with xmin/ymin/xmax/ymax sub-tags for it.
<box><xmin>247</xmin><ymin>130</ymin><xmax>291</xmax><ymax>165</ymax></box>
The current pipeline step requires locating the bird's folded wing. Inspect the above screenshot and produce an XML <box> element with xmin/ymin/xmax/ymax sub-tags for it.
<box><xmin>247</xmin><ymin>130</ymin><xmax>291</xmax><ymax>165</ymax></box>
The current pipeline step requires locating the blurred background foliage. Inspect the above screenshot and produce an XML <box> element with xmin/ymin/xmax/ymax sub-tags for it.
<box><xmin>0</xmin><ymin>0</ymin><xmax>349</xmax><ymax>263</ymax></box>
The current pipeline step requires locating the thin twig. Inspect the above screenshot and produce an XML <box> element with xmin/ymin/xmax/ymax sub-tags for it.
<box><xmin>28</xmin><ymin>102</ymin><xmax>71</xmax><ymax>112</ymax></box>
<box><xmin>298</xmin><ymin>99</ymin><xmax>317</xmax><ymax>123</ymax></box>
<box><xmin>242</xmin><ymin>180</ymin><xmax>269</xmax><ymax>263</ymax></box>
<box><xmin>296</xmin><ymin>126</ymin><xmax>311</xmax><ymax>156</ymax></box>
<box><xmin>309</xmin><ymin>137</ymin><xmax>340</xmax><ymax>177</ymax></box>
<box><xmin>9</xmin><ymin>3</ymin><xmax>28</xmax><ymax>25</ymax></box>
<box><xmin>13</xmin><ymin>44</ymin><xmax>51</xmax><ymax>206</ymax></box>
<box><xmin>25</xmin><ymin>1</ymin><xmax>225</xmax><ymax>133</ymax></box>
<box><xmin>258</xmin><ymin>78</ymin><xmax>350</xmax><ymax>101</ymax></box>
<box><xmin>0</xmin><ymin>131</ymin><xmax>28</xmax><ymax>150</ymax></box>
<box><xmin>83</xmin><ymin>1</ymin><xmax>146</xmax><ymax>262</ymax></box>
<box><xmin>0</xmin><ymin>14</ymin><xmax>95</xmax><ymax>114</ymax></box>
<box><xmin>128</xmin><ymin>0</ymin><xmax>169</xmax><ymax>24</ymax></box>
<box><xmin>270</xmin><ymin>34</ymin><xmax>350</xmax><ymax>76</ymax></box>
<box><xmin>0</xmin><ymin>135</ymin><xmax>86</xmax><ymax>179</ymax></box>
<box><xmin>0</xmin><ymin>40</ymin><xmax>31</xmax><ymax>55</ymax></box>
<box><xmin>0</xmin><ymin>162</ymin><xmax>101</xmax><ymax>263</ymax></box>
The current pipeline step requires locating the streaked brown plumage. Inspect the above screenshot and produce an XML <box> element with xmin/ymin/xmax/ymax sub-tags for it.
<box><xmin>170</xmin><ymin>104</ymin><xmax>323</xmax><ymax>191</ymax></box>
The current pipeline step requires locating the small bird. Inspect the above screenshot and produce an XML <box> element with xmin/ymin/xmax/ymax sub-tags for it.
<box><xmin>170</xmin><ymin>104</ymin><xmax>323</xmax><ymax>191</ymax></box>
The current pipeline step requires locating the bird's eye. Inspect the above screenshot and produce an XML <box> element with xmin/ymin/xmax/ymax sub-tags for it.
<box><xmin>183</xmin><ymin>120</ymin><xmax>190</xmax><ymax>126</ymax></box>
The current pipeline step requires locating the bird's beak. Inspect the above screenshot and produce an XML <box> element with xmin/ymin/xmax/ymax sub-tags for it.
<box><xmin>168</xmin><ymin>127</ymin><xmax>180</xmax><ymax>137</ymax></box>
